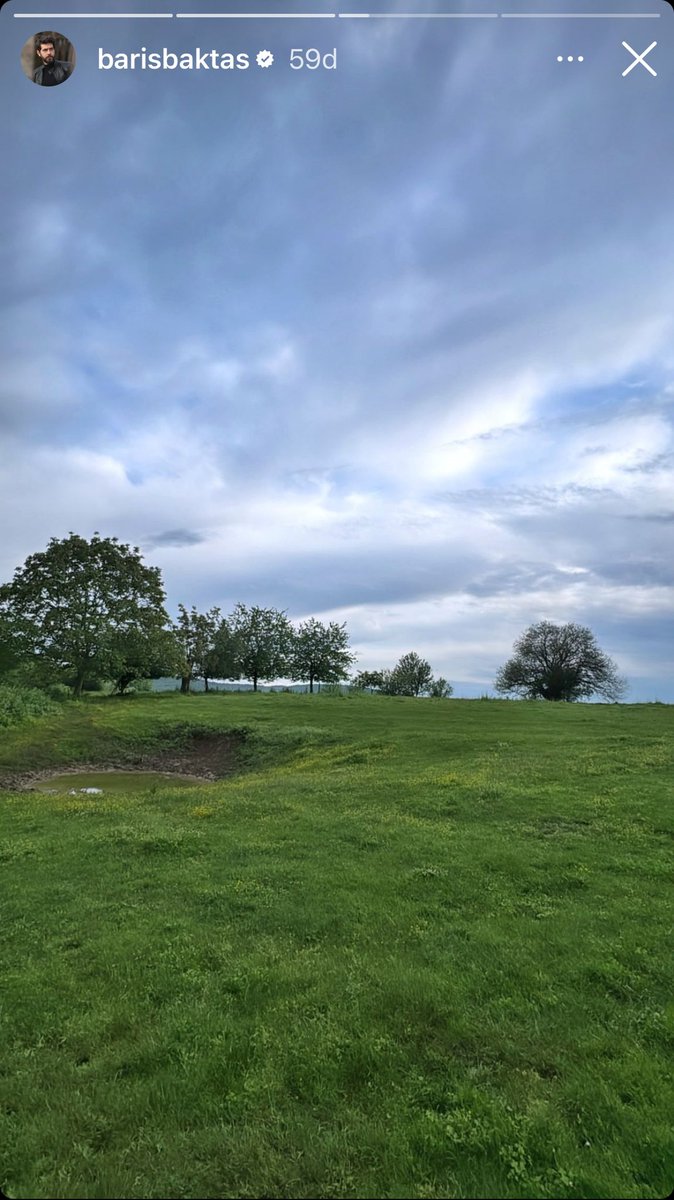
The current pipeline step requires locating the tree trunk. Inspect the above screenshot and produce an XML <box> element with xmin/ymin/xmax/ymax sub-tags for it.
<box><xmin>309</xmin><ymin>673</ymin><xmax>314</xmax><ymax>694</ymax></box>
<box><xmin>252</xmin><ymin>673</ymin><xmax>258</xmax><ymax>692</ymax></box>
<box><xmin>181</xmin><ymin>675</ymin><xmax>191</xmax><ymax>694</ymax></box>
<box><xmin>204</xmin><ymin>677</ymin><xmax>210</xmax><ymax>693</ymax></box>
<box><xmin>73</xmin><ymin>668</ymin><xmax>86</xmax><ymax>698</ymax></box>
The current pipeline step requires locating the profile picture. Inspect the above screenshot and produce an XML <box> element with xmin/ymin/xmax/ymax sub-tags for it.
<box><xmin>21</xmin><ymin>31</ymin><xmax>76</xmax><ymax>87</ymax></box>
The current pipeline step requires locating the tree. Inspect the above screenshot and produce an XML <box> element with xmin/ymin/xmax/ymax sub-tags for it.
<box><xmin>494</xmin><ymin>621</ymin><xmax>627</xmax><ymax>702</ymax></box>
<box><xmin>289</xmin><ymin>618</ymin><xmax>356</xmax><ymax>693</ymax></box>
<box><xmin>385</xmin><ymin>651</ymin><xmax>434</xmax><ymax>697</ymax></box>
<box><xmin>206</xmin><ymin>618</ymin><xmax>244</xmax><ymax>690</ymax></box>
<box><xmin>0</xmin><ymin>533</ymin><xmax>170</xmax><ymax>697</ymax></box>
<box><xmin>351</xmin><ymin>669</ymin><xmax>386</xmax><ymax>693</ymax></box>
<box><xmin>352</xmin><ymin>660</ymin><xmax>450</xmax><ymax>698</ymax></box>
<box><xmin>195</xmin><ymin>608</ymin><xmax>223</xmax><ymax>692</ymax></box>
<box><xmin>228</xmin><ymin>603</ymin><xmax>293</xmax><ymax>692</ymax></box>
<box><xmin>110</xmin><ymin>626</ymin><xmax>180</xmax><ymax>695</ymax></box>
<box><xmin>428</xmin><ymin>676</ymin><xmax>453</xmax><ymax>699</ymax></box>
<box><xmin>172</xmin><ymin>605</ymin><xmax>222</xmax><ymax>694</ymax></box>
<box><xmin>0</xmin><ymin>615</ymin><xmax>22</xmax><ymax>679</ymax></box>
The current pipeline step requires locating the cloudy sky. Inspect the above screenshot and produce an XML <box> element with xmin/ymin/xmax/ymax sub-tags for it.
<box><xmin>1</xmin><ymin>1</ymin><xmax>673</xmax><ymax>699</ymax></box>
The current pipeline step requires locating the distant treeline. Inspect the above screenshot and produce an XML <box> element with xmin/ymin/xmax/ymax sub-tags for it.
<box><xmin>0</xmin><ymin>533</ymin><xmax>627</xmax><ymax>702</ymax></box>
<box><xmin>0</xmin><ymin>533</ymin><xmax>449</xmax><ymax>698</ymax></box>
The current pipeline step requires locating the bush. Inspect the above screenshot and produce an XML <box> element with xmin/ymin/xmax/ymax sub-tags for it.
<box><xmin>125</xmin><ymin>678</ymin><xmax>153</xmax><ymax>694</ymax></box>
<box><xmin>0</xmin><ymin>684</ymin><xmax>59</xmax><ymax>728</ymax></box>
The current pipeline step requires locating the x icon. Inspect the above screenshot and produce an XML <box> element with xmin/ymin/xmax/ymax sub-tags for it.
<box><xmin>622</xmin><ymin>41</ymin><xmax>658</xmax><ymax>77</ymax></box>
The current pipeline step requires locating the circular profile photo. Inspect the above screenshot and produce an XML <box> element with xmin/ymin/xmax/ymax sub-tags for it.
<box><xmin>21</xmin><ymin>31</ymin><xmax>76</xmax><ymax>87</ymax></box>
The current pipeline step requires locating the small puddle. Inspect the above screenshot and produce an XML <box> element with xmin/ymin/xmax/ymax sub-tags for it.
<box><xmin>34</xmin><ymin>771</ymin><xmax>211</xmax><ymax>794</ymax></box>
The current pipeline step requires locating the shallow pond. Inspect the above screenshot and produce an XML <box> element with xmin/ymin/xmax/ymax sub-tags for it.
<box><xmin>34</xmin><ymin>771</ymin><xmax>211</xmax><ymax>794</ymax></box>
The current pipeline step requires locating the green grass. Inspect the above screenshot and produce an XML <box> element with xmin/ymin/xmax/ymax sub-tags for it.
<box><xmin>1</xmin><ymin>693</ymin><xmax>673</xmax><ymax>1198</ymax></box>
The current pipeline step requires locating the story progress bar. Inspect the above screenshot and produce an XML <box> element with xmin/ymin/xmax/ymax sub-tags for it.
<box><xmin>11</xmin><ymin>11</ymin><xmax>664</xmax><ymax>19</ymax></box>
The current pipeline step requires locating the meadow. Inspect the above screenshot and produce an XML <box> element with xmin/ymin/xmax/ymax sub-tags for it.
<box><xmin>1</xmin><ymin>692</ymin><xmax>672</xmax><ymax>1199</ymax></box>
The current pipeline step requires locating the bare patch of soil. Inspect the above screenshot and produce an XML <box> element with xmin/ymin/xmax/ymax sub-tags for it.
<box><xmin>134</xmin><ymin>731</ymin><xmax>243</xmax><ymax>779</ymax></box>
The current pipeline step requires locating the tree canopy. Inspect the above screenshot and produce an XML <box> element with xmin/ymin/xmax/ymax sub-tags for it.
<box><xmin>289</xmin><ymin>618</ymin><xmax>356</xmax><ymax>693</ymax></box>
<box><xmin>110</xmin><ymin>626</ymin><xmax>180</xmax><ymax>695</ymax></box>
<box><xmin>385</xmin><ymin>651</ymin><xmax>434</xmax><ymax>697</ymax></box>
<box><xmin>207</xmin><ymin>618</ymin><xmax>244</xmax><ymax>690</ymax></box>
<box><xmin>494</xmin><ymin>621</ymin><xmax>627</xmax><ymax>702</ymax></box>
<box><xmin>172</xmin><ymin>605</ymin><xmax>224</xmax><ymax>694</ymax></box>
<box><xmin>428</xmin><ymin>676</ymin><xmax>453</xmax><ymax>699</ymax></box>
<box><xmin>228</xmin><ymin>603</ymin><xmax>293</xmax><ymax>692</ymax></box>
<box><xmin>352</xmin><ymin>670</ymin><xmax>386</xmax><ymax>693</ymax></box>
<box><xmin>0</xmin><ymin>533</ymin><xmax>171</xmax><ymax>696</ymax></box>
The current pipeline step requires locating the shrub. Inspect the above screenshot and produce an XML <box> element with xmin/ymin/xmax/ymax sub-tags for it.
<box><xmin>0</xmin><ymin>684</ymin><xmax>59</xmax><ymax>728</ymax></box>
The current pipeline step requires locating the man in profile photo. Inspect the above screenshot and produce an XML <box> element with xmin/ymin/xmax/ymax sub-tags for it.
<box><xmin>33</xmin><ymin>34</ymin><xmax>71</xmax><ymax>86</ymax></box>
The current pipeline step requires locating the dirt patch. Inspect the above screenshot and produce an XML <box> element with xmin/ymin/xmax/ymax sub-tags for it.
<box><xmin>135</xmin><ymin>731</ymin><xmax>243</xmax><ymax>779</ymax></box>
<box><xmin>2</xmin><ymin>730</ymin><xmax>245</xmax><ymax>792</ymax></box>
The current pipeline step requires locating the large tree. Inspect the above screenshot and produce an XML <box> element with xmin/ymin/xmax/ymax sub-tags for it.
<box><xmin>0</xmin><ymin>533</ymin><xmax>170</xmax><ymax>697</ymax></box>
<box><xmin>228</xmin><ymin>603</ymin><xmax>293</xmax><ymax>692</ymax></box>
<box><xmin>289</xmin><ymin>618</ymin><xmax>356</xmax><ymax>693</ymax></box>
<box><xmin>494</xmin><ymin>621</ymin><xmax>627</xmax><ymax>702</ymax></box>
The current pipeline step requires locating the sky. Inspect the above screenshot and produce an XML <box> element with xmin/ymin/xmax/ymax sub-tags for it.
<box><xmin>1</xmin><ymin>0</ymin><xmax>673</xmax><ymax>699</ymax></box>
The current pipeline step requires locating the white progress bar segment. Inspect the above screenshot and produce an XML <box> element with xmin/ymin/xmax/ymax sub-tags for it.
<box><xmin>339</xmin><ymin>10</ymin><xmax>498</xmax><ymax>15</ymax></box>
<box><xmin>13</xmin><ymin>11</ymin><xmax>174</xmax><ymax>15</ymax></box>
<box><xmin>176</xmin><ymin>11</ymin><xmax>336</xmax><ymax>15</ymax></box>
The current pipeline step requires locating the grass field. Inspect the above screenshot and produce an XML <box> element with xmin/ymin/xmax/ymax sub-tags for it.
<box><xmin>1</xmin><ymin>693</ymin><xmax>672</xmax><ymax>1199</ymax></box>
